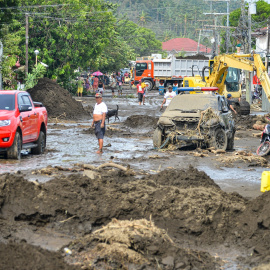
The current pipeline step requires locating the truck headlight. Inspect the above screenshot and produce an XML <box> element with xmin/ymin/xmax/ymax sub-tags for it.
<box><xmin>0</xmin><ymin>120</ymin><xmax>11</xmax><ymax>127</ymax></box>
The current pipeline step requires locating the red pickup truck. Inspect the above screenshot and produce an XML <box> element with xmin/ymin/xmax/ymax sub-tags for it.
<box><xmin>0</xmin><ymin>90</ymin><xmax>48</xmax><ymax>159</ymax></box>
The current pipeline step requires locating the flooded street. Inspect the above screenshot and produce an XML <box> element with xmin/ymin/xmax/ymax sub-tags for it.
<box><xmin>0</xmin><ymin>89</ymin><xmax>264</xmax><ymax>198</ymax></box>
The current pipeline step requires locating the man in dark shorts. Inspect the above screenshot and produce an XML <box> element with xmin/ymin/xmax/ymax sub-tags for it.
<box><xmin>91</xmin><ymin>93</ymin><xmax>108</xmax><ymax>153</ymax></box>
<box><xmin>136</xmin><ymin>80</ymin><xmax>144</xmax><ymax>105</ymax></box>
<box><xmin>227</xmin><ymin>93</ymin><xmax>237</xmax><ymax>115</ymax></box>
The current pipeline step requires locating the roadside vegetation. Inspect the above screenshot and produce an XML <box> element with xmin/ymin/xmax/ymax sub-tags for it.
<box><xmin>0</xmin><ymin>0</ymin><xmax>162</xmax><ymax>89</ymax></box>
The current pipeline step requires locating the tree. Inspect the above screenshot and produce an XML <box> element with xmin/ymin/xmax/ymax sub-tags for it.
<box><xmin>117</xmin><ymin>20</ymin><xmax>162</xmax><ymax>56</ymax></box>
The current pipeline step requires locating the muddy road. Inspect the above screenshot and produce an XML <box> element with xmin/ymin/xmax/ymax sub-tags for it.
<box><xmin>1</xmin><ymin>80</ymin><xmax>270</xmax><ymax>270</ymax></box>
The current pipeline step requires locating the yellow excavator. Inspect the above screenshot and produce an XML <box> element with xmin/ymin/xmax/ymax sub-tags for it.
<box><xmin>182</xmin><ymin>53</ymin><xmax>270</xmax><ymax>115</ymax></box>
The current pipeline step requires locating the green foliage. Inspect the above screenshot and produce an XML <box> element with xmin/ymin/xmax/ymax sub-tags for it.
<box><xmin>111</xmin><ymin>0</ymin><xmax>241</xmax><ymax>42</ymax></box>
<box><xmin>24</xmin><ymin>63</ymin><xmax>46</xmax><ymax>90</ymax></box>
<box><xmin>0</xmin><ymin>0</ymin><xmax>19</xmax><ymax>36</ymax></box>
<box><xmin>117</xmin><ymin>20</ymin><xmax>162</xmax><ymax>57</ymax></box>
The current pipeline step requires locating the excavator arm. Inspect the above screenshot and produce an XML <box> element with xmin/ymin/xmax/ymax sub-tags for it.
<box><xmin>253</xmin><ymin>54</ymin><xmax>270</xmax><ymax>100</ymax></box>
<box><xmin>208</xmin><ymin>53</ymin><xmax>270</xmax><ymax>102</ymax></box>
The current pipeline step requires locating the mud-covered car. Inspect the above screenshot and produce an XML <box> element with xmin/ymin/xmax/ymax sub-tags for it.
<box><xmin>153</xmin><ymin>93</ymin><xmax>235</xmax><ymax>150</ymax></box>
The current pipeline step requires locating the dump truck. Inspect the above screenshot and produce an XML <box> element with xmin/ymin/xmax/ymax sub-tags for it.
<box><xmin>133</xmin><ymin>55</ymin><xmax>209</xmax><ymax>91</ymax></box>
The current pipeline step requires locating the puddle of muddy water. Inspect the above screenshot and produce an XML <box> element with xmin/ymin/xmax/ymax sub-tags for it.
<box><xmin>0</xmin><ymin>124</ymin><xmax>153</xmax><ymax>176</ymax></box>
<box><xmin>198</xmin><ymin>165</ymin><xmax>262</xmax><ymax>198</ymax></box>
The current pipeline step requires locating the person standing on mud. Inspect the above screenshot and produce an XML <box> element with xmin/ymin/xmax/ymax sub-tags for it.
<box><xmin>91</xmin><ymin>93</ymin><xmax>108</xmax><ymax>154</ymax></box>
<box><xmin>227</xmin><ymin>94</ymin><xmax>237</xmax><ymax>114</ymax></box>
<box><xmin>137</xmin><ymin>80</ymin><xmax>144</xmax><ymax>105</ymax></box>
<box><xmin>110</xmin><ymin>75</ymin><xmax>116</xmax><ymax>97</ymax></box>
<box><xmin>97</xmin><ymin>79</ymin><xmax>105</xmax><ymax>94</ymax></box>
<box><xmin>161</xmin><ymin>85</ymin><xmax>176</xmax><ymax>109</ymax></box>
<box><xmin>141</xmin><ymin>80</ymin><xmax>147</xmax><ymax>105</ymax></box>
<box><xmin>116</xmin><ymin>74</ymin><xmax>123</xmax><ymax>95</ymax></box>
<box><xmin>93</xmin><ymin>76</ymin><xmax>99</xmax><ymax>92</ymax></box>
<box><xmin>85</xmin><ymin>76</ymin><xmax>90</xmax><ymax>94</ymax></box>
<box><xmin>77</xmin><ymin>77</ymin><xmax>84</xmax><ymax>97</ymax></box>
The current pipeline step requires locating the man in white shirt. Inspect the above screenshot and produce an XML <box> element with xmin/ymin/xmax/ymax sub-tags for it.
<box><xmin>161</xmin><ymin>85</ymin><xmax>176</xmax><ymax>109</ymax></box>
<box><xmin>91</xmin><ymin>93</ymin><xmax>108</xmax><ymax>154</ymax></box>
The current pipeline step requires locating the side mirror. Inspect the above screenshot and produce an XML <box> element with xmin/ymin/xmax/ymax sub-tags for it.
<box><xmin>19</xmin><ymin>105</ymin><xmax>32</xmax><ymax>112</ymax></box>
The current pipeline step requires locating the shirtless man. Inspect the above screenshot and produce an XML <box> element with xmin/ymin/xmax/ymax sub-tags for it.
<box><xmin>91</xmin><ymin>93</ymin><xmax>108</xmax><ymax>154</ymax></box>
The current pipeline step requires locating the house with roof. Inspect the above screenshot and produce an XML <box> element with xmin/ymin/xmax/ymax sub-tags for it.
<box><xmin>162</xmin><ymin>38</ymin><xmax>212</xmax><ymax>57</ymax></box>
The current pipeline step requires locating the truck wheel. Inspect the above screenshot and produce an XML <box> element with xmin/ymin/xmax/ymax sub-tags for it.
<box><xmin>32</xmin><ymin>131</ymin><xmax>46</xmax><ymax>155</ymax></box>
<box><xmin>210</xmin><ymin>128</ymin><xmax>227</xmax><ymax>151</ymax></box>
<box><xmin>144</xmin><ymin>80</ymin><xmax>153</xmax><ymax>91</ymax></box>
<box><xmin>7</xmin><ymin>131</ymin><xmax>22</xmax><ymax>160</ymax></box>
<box><xmin>153</xmin><ymin>128</ymin><xmax>163</xmax><ymax>148</ymax></box>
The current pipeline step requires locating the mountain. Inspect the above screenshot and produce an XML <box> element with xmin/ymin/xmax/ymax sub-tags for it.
<box><xmin>111</xmin><ymin>0</ymin><xmax>241</xmax><ymax>45</ymax></box>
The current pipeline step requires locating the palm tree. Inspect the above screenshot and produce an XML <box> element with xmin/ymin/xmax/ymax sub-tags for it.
<box><xmin>138</xmin><ymin>11</ymin><xmax>151</xmax><ymax>26</ymax></box>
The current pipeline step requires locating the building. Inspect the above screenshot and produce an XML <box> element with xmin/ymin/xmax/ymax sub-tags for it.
<box><xmin>254</xmin><ymin>27</ymin><xmax>268</xmax><ymax>57</ymax></box>
<box><xmin>162</xmin><ymin>38</ymin><xmax>212</xmax><ymax>56</ymax></box>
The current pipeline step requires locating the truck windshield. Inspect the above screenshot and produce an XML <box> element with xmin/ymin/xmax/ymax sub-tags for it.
<box><xmin>0</xmin><ymin>94</ymin><xmax>15</xmax><ymax>110</ymax></box>
<box><xmin>135</xmin><ymin>63</ymin><xmax>147</xmax><ymax>77</ymax></box>
<box><xmin>225</xmin><ymin>68</ymin><xmax>240</xmax><ymax>92</ymax></box>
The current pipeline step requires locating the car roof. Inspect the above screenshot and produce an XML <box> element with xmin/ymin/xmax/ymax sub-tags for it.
<box><xmin>167</xmin><ymin>93</ymin><xmax>219</xmax><ymax>111</ymax></box>
<box><xmin>0</xmin><ymin>90</ymin><xmax>25</xmax><ymax>95</ymax></box>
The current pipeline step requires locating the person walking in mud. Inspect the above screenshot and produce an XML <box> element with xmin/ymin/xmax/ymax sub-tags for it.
<box><xmin>227</xmin><ymin>94</ymin><xmax>237</xmax><ymax>115</ymax></box>
<box><xmin>77</xmin><ymin>77</ymin><xmax>84</xmax><ymax>97</ymax></box>
<box><xmin>91</xmin><ymin>93</ymin><xmax>108</xmax><ymax>154</ymax></box>
<box><xmin>141</xmin><ymin>80</ymin><xmax>147</xmax><ymax>105</ymax></box>
<box><xmin>161</xmin><ymin>85</ymin><xmax>176</xmax><ymax>110</ymax></box>
<box><xmin>85</xmin><ymin>76</ymin><xmax>90</xmax><ymax>94</ymax></box>
<box><xmin>136</xmin><ymin>80</ymin><xmax>144</xmax><ymax>105</ymax></box>
<box><xmin>93</xmin><ymin>76</ymin><xmax>99</xmax><ymax>92</ymax></box>
<box><xmin>116</xmin><ymin>74</ymin><xmax>123</xmax><ymax>95</ymax></box>
<box><xmin>110</xmin><ymin>75</ymin><xmax>116</xmax><ymax>97</ymax></box>
<box><xmin>97</xmin><ymin>79</ymin><xmax>105</xmax><ymax>94</ymax></box>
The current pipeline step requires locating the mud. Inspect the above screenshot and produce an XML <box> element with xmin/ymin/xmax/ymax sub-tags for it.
<box><xmin>0</xmin><ymin>242</ymin><xmax>80</xmax><ymax>270</ymax></box>
<box><xmin>1</xmin><ymin>85</ymin><xmax>270</xmax><ymax>269</ymax></box>
<box><xmin>0</xmin><ymin>167</ymin><xmax>237</xmax><ymax>269</ymax></box>
<box><xmin>0</xmin><ymin>165</ymin><xmax>268</xmax><ymax>269</ymax></box>
<box><xmin>28</xmin><ymin>78</ymin><xmax>88</xmax><ymax>119</ymax></box>
<box><xmin>124</xmin><ymin>115</ymin><xmax>158</xmax><ymax>129</ymax></box>
<box><xmin>176</xmin><ymin>54</ymin><xmax>209</xmax><ymax>60</ymax></box>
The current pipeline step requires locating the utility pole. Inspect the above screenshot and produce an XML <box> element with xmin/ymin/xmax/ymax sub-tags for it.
<box><xmin>25</xmin><ymin>13</ymin><xmax>29</xmax><ymax>78</ymax></box>
<box><xmin>197</xmin><ymin>30</ymin><xmax>201</xmax><ymax>54</ymax></box>
<box><xmin>204</xmin><ymin>0</ymin><xmax>231</xmax><ymax>53</ymax></box>
<box><xmin>247</xmin><ymin>2</ymin><xmax>253</xmax><ymax>104</ymax></box>
<box><xmin>226</xmin><ymin>0</ymin><xmax>230</xmax><ymax>53</ymax></box>
<box><xmin>0</xmin><ymin>41</ymin><xmax>3</xmax><ymax>90</ymax></box>
<box><xmin>265</xmin><ymin>23</ymin><xmax>270</xmax><ymax>73</ymax></box>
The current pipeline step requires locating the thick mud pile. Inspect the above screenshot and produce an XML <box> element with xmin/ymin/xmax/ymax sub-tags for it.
<box><xmin>176</xmin><ymin>54</ymin><xmax>209</xmax><ymax>60</ymax></box>
<box><xmin>0</xmin><ymin>242</ymin><xmax>80</xmax><ymax>270</ymax></box>
<box><xmin>234</xmin><ymin>114</ymin><xmax>257</xmax><ymax>129</ymax></box>
<box><xmin>1</xmin><ymin>166</ymin><xmax>270</xmax><ymax>268</ymax></box>
<box><xmin>27</xmin><ymin>78</ymin><xmax>87</xmax><ymax>119</ymax></box>
<box><xmin>67</xmin><ymin>219</ymin><xmax>219</xmax><ymax>270</ymax></box>
<box><xmin>124</xmin><ymin>115</ymin><xmax>158</xmax><ymax>128</ymax></box>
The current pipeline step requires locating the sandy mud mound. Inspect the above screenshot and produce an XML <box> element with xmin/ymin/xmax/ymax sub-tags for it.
<box><xmin>230</xmin><ymin>191</ymin><xmax>270</xmax><ymax>266</ymax></box>
<box><xmin>124</xmin><ymin>115</ymin><xmax>158</xmax><ymax>128</ymax></box>
<box><xmin>0</xmin><ymin>242</ymin><xmax>79</xmax><ymax>270</ymax></box>
<box><xmin>145</xmin><ymin>166</ymin><xmax>220</xmax><ymax>189</ymax></box>
<box><xmin>27</xmin><ymin>78</ymin><xmax>87</xmax><ymax>119</ymax></box>
<box><xmin>0</xmin><ymin>167</ymin><xmax>245</xmax><ymax>242</ymax></box>
<box><xmin>66</xmin><ymin>219</ymin><xmax>220</xmax><ymax>270</ymax></box>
